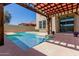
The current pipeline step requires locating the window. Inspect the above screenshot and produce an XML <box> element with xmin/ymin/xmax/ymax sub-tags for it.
<box><xmin>39</xmin><ymin>20</ymin><xmax>46</xmax><ymax>29</ymax></box>
<box><xmin>43</xmin><ymin>20</ymin><xmax>46</xmax><ymax>28</ymax></box>
<box><xmin>66</xmin><ymin>21</ymin><xmax>74</xmax><ymax>24</ymax></box>
<box><xmin>39</xmin><ymin>21</ymin><xmax>42</xmax><ymax>29</ymax></box>
<box><xmin>60</xmin><ymin>18</ymin><xmax>74</xmax><ymax>32</ymax></box>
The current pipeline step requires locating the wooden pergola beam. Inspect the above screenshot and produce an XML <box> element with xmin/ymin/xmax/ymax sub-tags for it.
<box><xmin>61</xmin><ymin>4</ymin><xmax>65</xmax><ymax>15</ymax></box>
<box><xmin>66</xmin><ymin>3</ymin><xmax>69</xmax><ymax>14</ymax></box>
<box><xmin>54</xmin><ymin>3</ymin><xmax>60</xmax><ymax>15</ymax></box>
<box><xmin>76</xmin><ymin>3</ymin><xmax>78</xmax><ymax>12</ymax></box>
<box><xmin>16</xmin><ymin>3</ymin><xmax>47</xmax><ymax>17</ymax></box>
<box><xmin>4</xmin><ymin>3</ymin><xmax>79</xmax><ymax>17</ymax></box>
<box><xmin>50</xmin><ymin>4</ymin><xmax>59</xmax><ymax>16</ymax></box>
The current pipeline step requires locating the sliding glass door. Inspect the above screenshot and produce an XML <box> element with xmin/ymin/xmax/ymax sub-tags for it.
<box><xmin>60</xmin><ymin>18</ymin><xmax>74</xmax><ymax>32</ymax></box>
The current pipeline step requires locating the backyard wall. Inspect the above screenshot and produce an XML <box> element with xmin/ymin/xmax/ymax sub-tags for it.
<box><xmin>4</xmin><ymin>24</ymin><xmax>35</xmax><ymax>32</ymax></box>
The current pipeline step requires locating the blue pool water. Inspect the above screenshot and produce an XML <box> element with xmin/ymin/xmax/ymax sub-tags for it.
<box><xmin>6</xmin><ymin>32</ymin><xmax>46</xmax><ymax>51</ymax></box>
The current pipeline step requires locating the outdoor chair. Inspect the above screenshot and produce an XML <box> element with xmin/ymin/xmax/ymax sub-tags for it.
<box><xmin>73</xmin><ymin>32</ymin><xmax>79</xmax><ymax>37</ymax></box>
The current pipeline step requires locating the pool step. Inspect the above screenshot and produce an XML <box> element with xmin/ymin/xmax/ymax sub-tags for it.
<box><xmin>6</xmin><ymin>36</ymin><xmax>30</xmax><ymax>51</ymax></box>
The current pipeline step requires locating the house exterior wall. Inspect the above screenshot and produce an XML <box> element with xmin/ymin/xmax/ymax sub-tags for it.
<box><xmin>36</xmin><ymin>13</ymin><xmax>79</xmax><ymax>33</ymax></box>
<box><xmin>55</xmin><ymin>13</ymin><xmax>79</xmax><ymax>32</ymax></box>
<box><xmin>36</xmin><ymin>13</ymin><xmax>57</xmax><ymax>33</ymax></box>
<box><xmin>35</xmin><ymin>13</ymin><xmax>47</xmax><ymax>32</ymax></box>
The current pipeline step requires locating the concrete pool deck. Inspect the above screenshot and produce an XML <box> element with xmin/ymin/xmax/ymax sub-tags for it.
<box><xmin>33</xmin><ymin>33</ymin><xmax>79</xmax><ymax>56</ymax></box>
<box><xmin>5</xmin><ymin>32</ymin><xmax>47</xmax><ymax>36</ymax></box>
<box><xmin>2</xmin><ymin>32</ymin><xmax>79</xmax><ymax>56</ymax></box>
<box><xmin>33</xmin><ymin>42</ymin><xmax>79</xmax><ymax>56</ymax></box>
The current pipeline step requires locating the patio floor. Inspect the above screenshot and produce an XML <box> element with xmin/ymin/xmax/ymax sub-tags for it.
<box><xmin>33</xmin><ymin>33</ymin><xmax>79</xmax><ymax>56</ymax></box>
<box><xmin>0</xmin><ymin>33</ymin><xmax>79</xmax><ymax>56</ymax></box>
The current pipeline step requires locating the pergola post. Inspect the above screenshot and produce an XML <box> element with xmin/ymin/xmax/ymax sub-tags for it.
<box><xmin>74</xmin><ymin>12</ymin><xmax>79</xmax><ymax>32</ymax></box>
<box><xmin>0</xmin><ymin>4</ymin><xmax>4</xmax><ymax>46</ymax></box>
<box><xmin>47</xmin><ymin>16</ymin><xmax>52</xmax><ymax>34</ymax></box>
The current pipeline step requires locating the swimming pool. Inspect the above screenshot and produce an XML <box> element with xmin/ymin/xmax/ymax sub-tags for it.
<box><xmin>5</xmin><ymin>32</ymin><xmax>46</xmax><ymax>51</ymax></box>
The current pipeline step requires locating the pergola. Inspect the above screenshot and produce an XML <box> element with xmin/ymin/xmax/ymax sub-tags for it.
<box><xmin>4</xmin><ymin>3</ymin><xmax>79</xmax><ymax>34</ymax></box>
<box><xmin>0</xmin><ymin>3</ymin><xmax>79</xmax><ymax>45</ymax></box>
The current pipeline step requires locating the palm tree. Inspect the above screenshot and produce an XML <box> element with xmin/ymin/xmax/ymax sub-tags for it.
<box><xmin>4</xmin><ymin>10</ymin><xmax>11</xmax><ymax>23</ymax></box>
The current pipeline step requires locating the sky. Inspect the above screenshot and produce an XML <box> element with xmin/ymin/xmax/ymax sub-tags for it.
<box><xmin>4</xmin><ymin>3</ymin><xmax>36</xmax><ymax>25</ymax></box>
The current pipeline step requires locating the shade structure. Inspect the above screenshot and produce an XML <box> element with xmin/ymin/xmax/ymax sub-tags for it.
<box><xmin>33</xmin><ymin>3</ymin><xmax>79</xmax><ymax>16</ymax></box>
<box><xmin>4</xmin><ymin>3</ymin><xmax>79</xmax><ymax>17</ymax></box>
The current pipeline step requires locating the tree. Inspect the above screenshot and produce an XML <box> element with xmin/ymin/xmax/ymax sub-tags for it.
<box><xmin>4</xmin><ymin>11</ymin><xmax>11</xmax><ymax>23</ymax></box>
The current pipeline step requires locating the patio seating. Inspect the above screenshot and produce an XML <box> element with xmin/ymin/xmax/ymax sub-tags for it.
<box><xmin>73</xmin><ymin>32</ymin><xmax>79</xmax><ymax>37</ymax></box>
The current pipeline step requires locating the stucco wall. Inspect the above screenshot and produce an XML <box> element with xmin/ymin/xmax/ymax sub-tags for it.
<box><xmin>4</xmin><ymin>24</ymin><xmax>35</xmax><ymax>32</ymax></box>
<box><xmin>36</xmin><ymin>13</ymin><xmax>57</xmax><ymax>33</ymax></box>
<box><xmin>35</xmin><ymin>13</ymin><xmax>47</xmax><ymax>32</ymax></box>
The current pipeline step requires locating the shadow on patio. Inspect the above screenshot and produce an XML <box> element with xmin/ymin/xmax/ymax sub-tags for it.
<box><xmin>47</xmin><ymin>33</ymin><xmax>79</xmax><ymax>51</ymax></box>
<box><xmin>0</xmin><ymin>38</ymin><xmax>46</xmax><ymax>56</ymax></box>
